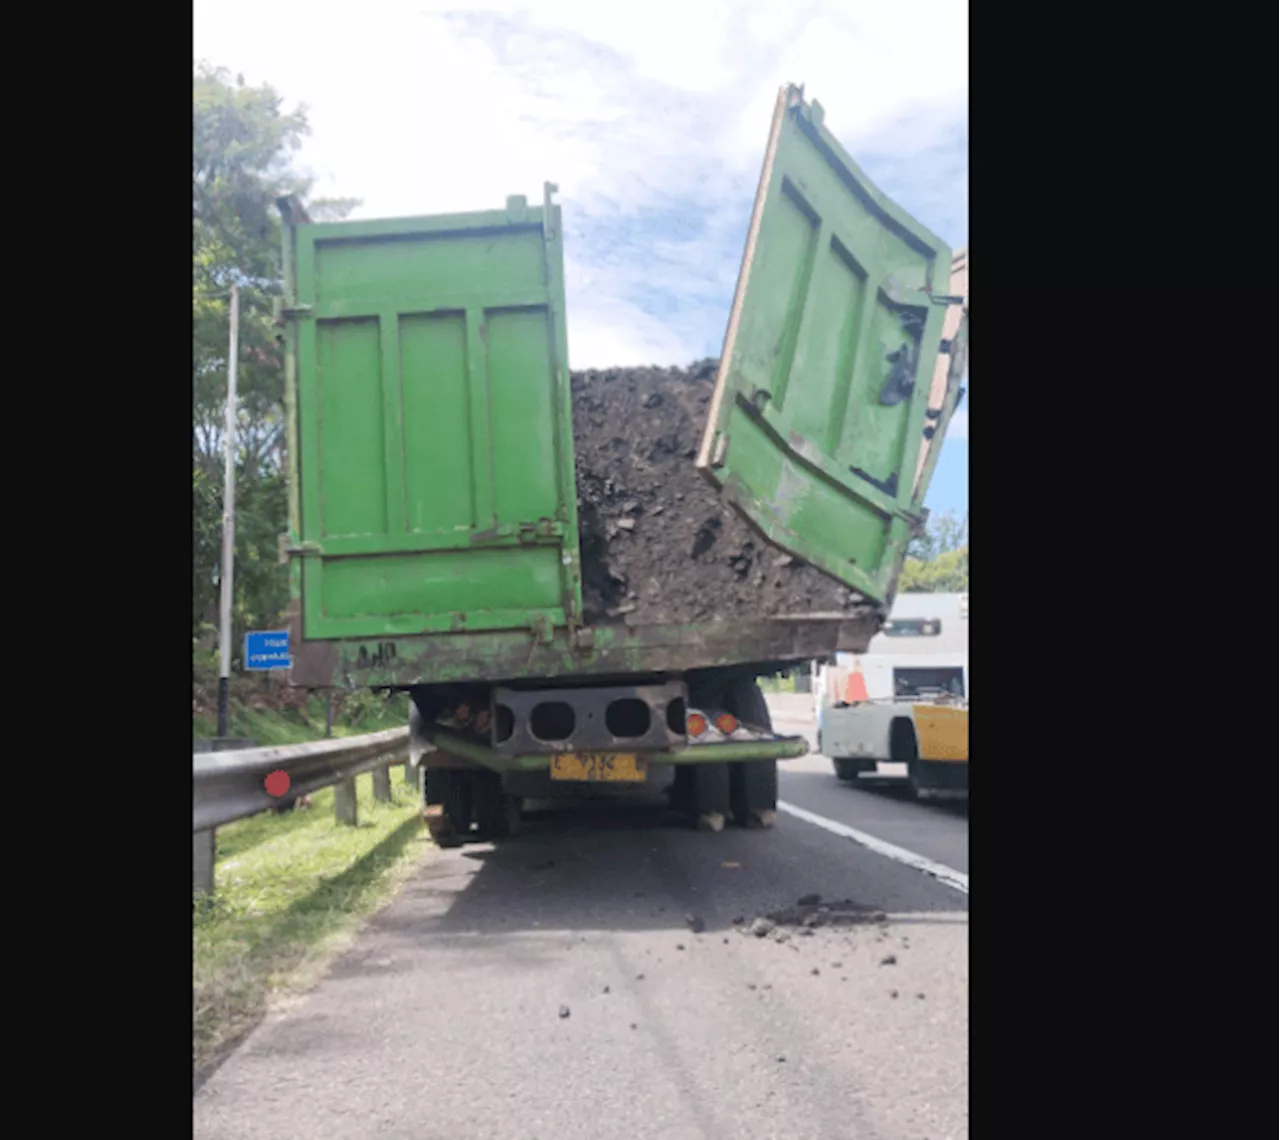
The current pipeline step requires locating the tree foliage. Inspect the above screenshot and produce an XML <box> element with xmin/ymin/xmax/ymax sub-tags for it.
<box><xmin>900</xmin><ymin>509</ymin><xmax>968</xmax><ymax>593</ymax></box>
<box><xmin>193</xmin><ymin>62</ymin><xmax>359</xmax><ymax>659</ymax></box>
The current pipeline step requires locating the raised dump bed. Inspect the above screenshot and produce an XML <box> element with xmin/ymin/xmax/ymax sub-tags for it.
<box><xmin>274</xmin><ymin>83</ymin><xmax>966</xmax><ymax>694</ymax></box>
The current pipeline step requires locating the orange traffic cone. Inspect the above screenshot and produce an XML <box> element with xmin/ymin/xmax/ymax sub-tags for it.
<box><xmin>844</xmin><ymin>661</ymin><xmax>869</xmax><ymax>703</ymax></box>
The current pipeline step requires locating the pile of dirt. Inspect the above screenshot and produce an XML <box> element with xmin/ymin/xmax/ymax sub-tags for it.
<box><xmin>572</xmin><ymin>360</ymin><xmax>870</xmax><ymax>626</ymax></box>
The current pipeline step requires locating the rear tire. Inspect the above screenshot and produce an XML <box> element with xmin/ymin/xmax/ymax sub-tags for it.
<box><xmin>474</xmin><ymin>770</ymin><xmax>521</xmax><ymax>839</ymax></box>
<box><xmin>667</xmin><ymin>764</ymin><xmax>695</xmax><ymax>812</ymax></box>
<box><xmin>425</xmin><ymin>767</ymin><xmax>473</xmax><ymax>846</ymax></box>
<box><xmin>685</xmin><ymin>677</ymin><xmax>733</xmax><ymax>830</ymax></box>
<box><xmin>899</xmin><ymin>727</ymin><xmax>928</xmax><ymax>801</ymax></box>
<box><xmin>724</xmin><ymin>678</ymin><xmax>778</xmax><ymax>829</ymax></box>
<box><xmin>834</xmin><ymin>758</ymin><xmax>860</xmax><ymax>783</ymax></box>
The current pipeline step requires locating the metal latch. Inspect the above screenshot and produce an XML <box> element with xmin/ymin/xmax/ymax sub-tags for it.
<box><xmin>279</xmin><ymin>535</ymin><xmax>322</xmax><ymax>562</ymax></box>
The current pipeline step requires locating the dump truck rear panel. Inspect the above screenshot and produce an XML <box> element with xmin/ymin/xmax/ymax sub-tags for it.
<box><xmin>697</xmin><ymin>84</ymin><xmax>959</xmax><ymax>606</ymax></box>
<box><xmin>282</xmin><ymin>189</ymin><xmax>580</xmax><ymax>643</ymax></box>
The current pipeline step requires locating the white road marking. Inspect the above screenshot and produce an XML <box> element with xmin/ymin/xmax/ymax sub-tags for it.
<box><xmin>777</xmin><ymin>800</ymin><xmax>969</xmax><ymax>895</ymax></box>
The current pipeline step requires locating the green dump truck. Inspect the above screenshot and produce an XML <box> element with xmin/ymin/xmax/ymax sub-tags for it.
<box><xmin>273</xmin><ymin>83</ymin><xmax>967</xmax><ymax>843</ymax></box>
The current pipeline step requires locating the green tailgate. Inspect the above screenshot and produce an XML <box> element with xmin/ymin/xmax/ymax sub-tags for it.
<box><xmin>697</xmin><ymin>84</ymin><xmax>966</xmax><ymax>607</ymax></box>
<box><xmin>276</xmin><ymin>186</ymin><xmax>582</xmax><ymax>641</ymax></box>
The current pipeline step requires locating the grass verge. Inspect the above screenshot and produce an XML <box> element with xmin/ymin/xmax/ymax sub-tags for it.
<box><xmin>193</xmin><ymin>766</ymin><xmax>430</xmax><ymax>1080</ymax></box>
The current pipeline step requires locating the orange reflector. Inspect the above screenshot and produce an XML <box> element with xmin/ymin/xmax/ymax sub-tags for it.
<box><xmin>687</xmin><ymin>713</ymin><xmax>708</xmax><ymax>736</ymax></box>
<box><xmin>714</xmin><ymin>713</ymin><xmax>737</xmax><ymax>735</ymax></box>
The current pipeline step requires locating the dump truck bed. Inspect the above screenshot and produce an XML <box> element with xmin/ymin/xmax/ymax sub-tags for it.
<box><xmin>276</xmin><ymin>85</ymin><xmax>965</xmax><ymax>691</ymax></box>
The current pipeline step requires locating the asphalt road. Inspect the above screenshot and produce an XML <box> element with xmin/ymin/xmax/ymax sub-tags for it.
<box><xmin>769</xmin><ymin>694</ymin><xmax>969</xmax><ymax>876</ymax></box>
<box><xmin>193</xmin><ymin>695</ymin><xmax>969</xmax><ymax>1140</ymax></box>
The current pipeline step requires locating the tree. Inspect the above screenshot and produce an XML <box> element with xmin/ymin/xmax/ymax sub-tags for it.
<box><xmin>900</xmin><ymin>509</ymin><xmax>968</xmax><ymax>593</ymax></box>
<box><xmin>906</xmin><ymin>509</ymin><xmax>967</xmax><ymax>563</ymax></box>
<box><xmin>899</xmin><ymin>545</ymin><xmax>968</xmax><ymax>592</ymax></box>
<box><xmin>193</xmin><ymin>62</ymin><xmax>359</xmax><ymax>658</ymax></box>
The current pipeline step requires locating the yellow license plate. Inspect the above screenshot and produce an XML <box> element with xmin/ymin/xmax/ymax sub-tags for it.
<box><xmin>549</xmin><ymin>752</ymin><xmax>647</xmax><ymax>782</ymax></box>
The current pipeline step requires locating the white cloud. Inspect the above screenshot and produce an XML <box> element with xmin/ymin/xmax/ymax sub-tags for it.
<box><xmin>947</xmin><ymin>408</ymin><xmax>969</xmax><ymax>441</ymax></box>
<box><xmin>194</xmin><ymin>1</ymin><xmax>967</xmax><ymax>369</ymax></box>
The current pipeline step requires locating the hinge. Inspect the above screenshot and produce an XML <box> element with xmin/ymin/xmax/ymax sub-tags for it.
<box><xmin>272</xmin><ymin>297</ymin><xmax>314</xmax><ymax>325</ymax></box>
<box><xmin>710</xmin><ymin>432</ymin><xmax>730</xmax><ymax>468</ymax></box>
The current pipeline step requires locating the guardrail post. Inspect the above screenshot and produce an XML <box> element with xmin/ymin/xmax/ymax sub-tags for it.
<box><xmin>334</xmin><ymin>777</ymin><xmax>359</xmax><ymax>825</ymax></box>
<box><xmin>372</xmin><ymin>764</ymin><xmax>391</xmax><ymax>802</ymax></box>
<box><xmin>194</xmin><ymin>829</ymin><xmax>216</xmax><ymax>894</ymax></box>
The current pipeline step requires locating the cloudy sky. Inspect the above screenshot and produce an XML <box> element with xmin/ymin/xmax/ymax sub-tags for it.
<box><xmin>194</xmin><ymin>0</ymin><xmax>968</xmax><ymax>517</ymax></box>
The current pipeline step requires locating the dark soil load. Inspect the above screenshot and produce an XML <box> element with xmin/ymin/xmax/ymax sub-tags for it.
<box><xmin>572</xmin><ymin>359</ymin><xmax>871</xmax><ymax>627</ymax></box>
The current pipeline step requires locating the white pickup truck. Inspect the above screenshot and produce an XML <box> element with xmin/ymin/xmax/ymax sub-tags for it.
<box><xmin>815</xmin><ymin>592</ymin><xmax>968</xmax><ymax>799</ymax></box>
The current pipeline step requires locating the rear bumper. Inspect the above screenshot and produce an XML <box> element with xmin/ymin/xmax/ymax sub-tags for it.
<box><xmin>417</xmin><ymin>723</ymin><xmax>807</xmax><ymax>775</ymax></box>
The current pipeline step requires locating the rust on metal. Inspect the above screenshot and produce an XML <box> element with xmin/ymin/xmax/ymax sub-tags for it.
<box><xmin>293</xmin><ymin>612</ymin><xmax>881</xmax><ymax>690</ymax></box>
<box><xmin>286</xmin><ymin>604</ymin><xmax>339</xmax><ymax>689</ymax></box>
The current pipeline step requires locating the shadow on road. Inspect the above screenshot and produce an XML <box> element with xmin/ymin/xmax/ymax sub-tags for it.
<box><xmin>366</xmin><ymin>792</ymin><xmax>965</xmax><ymax>949</ymax></box>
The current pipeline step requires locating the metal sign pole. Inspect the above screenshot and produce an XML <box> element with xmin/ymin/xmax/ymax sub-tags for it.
<box><xmin>217</xmin><ymin>282</ymin><xmax>240</xmax><ymax>738</ymax></box>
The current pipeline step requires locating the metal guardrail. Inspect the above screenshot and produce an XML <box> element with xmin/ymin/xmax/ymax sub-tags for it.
<box><xmin>193</xmin><ymin>727</ymin><xmax>414</xmax><ymax>895</ymax></box>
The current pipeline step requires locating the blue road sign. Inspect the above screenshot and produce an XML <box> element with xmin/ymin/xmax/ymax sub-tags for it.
<box><xmin>244</xmin><ymin>630</ymin><xmax>292</xmax><ymax>671</ymax></box>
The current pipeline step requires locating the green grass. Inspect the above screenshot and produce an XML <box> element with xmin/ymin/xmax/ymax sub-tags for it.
<box><xmin>193</xmin><ymin>764</ymin><xmax>431</xmax><ymax>1078</ymax></box>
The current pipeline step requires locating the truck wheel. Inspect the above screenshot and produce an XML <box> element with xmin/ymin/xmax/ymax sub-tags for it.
<box><xmin>667</xmin><ymin>764</ymin><xmax>695</xmax><ymax>812</ymax></box>
<box><xmin>691</xmin><ymin>762</ymin><xmax>730</xmax><ymax>831</ymax></box>
<box><xmin>725</xmin><ymin>678</ymin><xmax>778</xmax><ymax>829</ymax></box>
<box><xmin>685</xmin><ymin>679</ymin><xmax>733</xmax><ymax>831</ymax></box>
<box><xmin>895</xmin><ymin>722</ymin><xmax>929</xmax><ymax>801</ymax></box>
<box><xmin>474</xmin><ymin>770</ymin><xmax>521</xmax><ymax>839</ymax></box>
<box><xmin>834</xmin><ymin>758</ymin><xmax>860</xmax><ymax>783</ymax></box>
<box><xmin>424</xmin><ymin>767</ymin><xmax>473</xmax><ymax>847</ymax></box>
